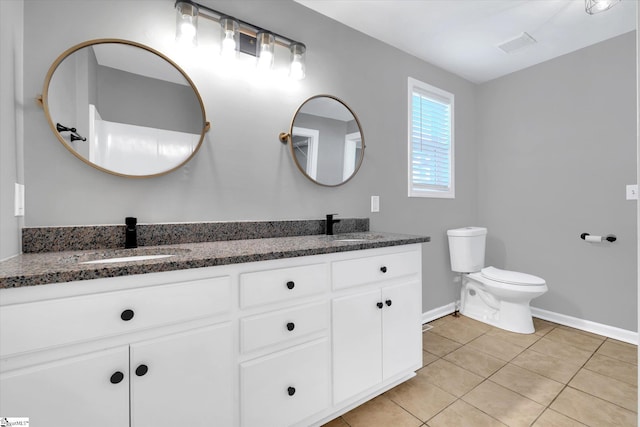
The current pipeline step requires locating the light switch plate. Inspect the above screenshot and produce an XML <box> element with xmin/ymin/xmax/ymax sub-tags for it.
<box><xmin>626</xmin><ymin>184</ymin><xmax>638</xmax><ymax>200</ymax></box>
<box><xmin>371</xmin><ymin>196</ymin><xmax>380</xmax><ymax>213</ymax></box>
<box><xmin>14</xmin><ymin>183</ymin><xmax>25</xmax><ymax>216</ymax></box>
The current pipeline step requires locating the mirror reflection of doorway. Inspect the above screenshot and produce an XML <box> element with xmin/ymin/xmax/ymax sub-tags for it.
<box><xmin>292</xmin><ymin>126</ymin><xmax>319</xmax><ymax>179</ymax></box>
<box><xmin>343</xmin><ymin>132</ymin><xmax>362</xmax><ymax>180</ymax></box>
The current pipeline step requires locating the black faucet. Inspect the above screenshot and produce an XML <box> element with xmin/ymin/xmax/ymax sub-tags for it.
<box><xmin>326</xmin><ymin>214</ymin><xmax>341</xmax><ymax>235</ymax></box>
<box><xmin>125</xmin><ymin>217</ymin><xmax>138</xmax><ymax>249</ymax></box>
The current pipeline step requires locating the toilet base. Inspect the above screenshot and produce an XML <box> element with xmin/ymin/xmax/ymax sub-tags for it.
<box><xmin>460</xmin><ymin>279</ymin><xmax>539</xmax><ymax>334</ymax></box>
<box><xmin>460</xmin><ymin>304</ymin><xmax>535</xmax><ymax>334</ymax></box>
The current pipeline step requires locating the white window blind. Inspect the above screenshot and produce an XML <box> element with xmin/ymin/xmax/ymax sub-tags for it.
<box><xmin>408</xmin><ymin>78</ymin><xmax>454</xmax><ymax>198</ymax></box>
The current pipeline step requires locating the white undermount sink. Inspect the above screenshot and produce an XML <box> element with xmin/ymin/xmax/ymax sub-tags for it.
<box><xmin>80</xmin><ymin>254</ymin><xmax>175</xmax><ymax>264</ymax></box>
<box><xmin>76</xmin><ymin>247</ymin><xmax>191</xmax><ymax>265</ymax></box>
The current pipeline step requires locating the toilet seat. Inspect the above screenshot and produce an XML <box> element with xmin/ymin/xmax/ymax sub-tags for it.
<box><xmin>481</xmin><ymin>266</ymin><xmax>545</xmax><ymax>286</ymax></box>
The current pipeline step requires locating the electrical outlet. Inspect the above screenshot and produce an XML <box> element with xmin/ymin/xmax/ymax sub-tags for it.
<box><xmin>626</xmin><ymin>184</ymin><xmax>638</xmax><ymax>200</ymax></box>
<box><xmin>14</xmin><ymin>183</ymin><xmax>25</xmax><ymax>216</ymax></box>
<box><xmin>371</xmin><ymin>196</ymin><xmax>380</xmax><ymax>212</ymax></box>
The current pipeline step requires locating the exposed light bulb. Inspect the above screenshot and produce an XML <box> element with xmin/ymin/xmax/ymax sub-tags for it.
<box><xmin>290</xmin><ymin>54</ymin><xmax>305</xmax><ymax>80</ymax></box>
<box><xmin>178</xmin><ymin>20</ymin><xmax>197</xmax><ymax>46</ymax></box>
<box><xmin>219</xmin><ymin>17</ymin><xmax>239</xmax><ymax>58</ymax></box>
<box><xmin>289</xmin><ymin>43</ymin><xmax>306</xmax><ymax>80</ymax></box>
<box><xmin>256</xmin><ymin>32</ymin><xmax>275</xmax><ymax>72</ymax></box>
<box><xmin>221</xmin><ymin>30</ymin><xmax>237</xmax><ymax>57</ymax></box>
<box><xmin>175</xmin><ymin>2</ymin><xmax>198</xmax><ymax>46</ymax></box>
<box><xmin>257</xmin><ymin>49</ymin><xmax>273</xmax><ymax>70</ymax></box>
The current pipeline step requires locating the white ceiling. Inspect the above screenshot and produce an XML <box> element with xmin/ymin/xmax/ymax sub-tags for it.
<box><xmin>294</xmin><ymin>0</ymin><xmax>637</xmax><ymax>83</ymax></box>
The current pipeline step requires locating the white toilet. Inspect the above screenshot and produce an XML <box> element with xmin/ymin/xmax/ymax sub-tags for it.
<box><xmin>447</xmin><ymin>227</ymin><xmax>548</xmax><ymax>334</ymax></box>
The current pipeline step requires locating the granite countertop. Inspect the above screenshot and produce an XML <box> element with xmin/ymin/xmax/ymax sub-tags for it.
<box><xmin>0</xmin><ymin>232</ymin><xmax>430</xmax><ymax>289</ymax></box>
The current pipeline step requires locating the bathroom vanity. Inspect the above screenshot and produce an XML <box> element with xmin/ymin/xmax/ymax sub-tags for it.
<box><xmin>0</xmin><ymin>230</ymin><xmax>427</xmax><ymax>427</ymax></box>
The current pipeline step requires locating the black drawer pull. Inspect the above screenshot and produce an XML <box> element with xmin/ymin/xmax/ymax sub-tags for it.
<box><xmin>120</xmin><ymin>309</ymin><xmax>135</xmax><ymax>321</ymax></box>
<box><xmin>287</xmin><ymin>386</ymin><xmax>296</xmax><ymax>396</ymax></box>
<box><xmin>385</xmin><ymin>299</ymin><xmax>392</xmax><ymax>307</ymax></box>
<box><xmin>286</xmin><ymin>281</ymin><xmax>295</xmax><ymax>290</ymax></box>
<box><xmin>376</xmin><ymin>302</ymin><xmax>383</xmax><ymax>309</ymax></box>
<box><xmin>110</xmin><ymin>371</ymin><xmax>124</xmax><ymax>384</ymax></box>
<box><xmin>135</xmin><ymin>364</ymin><xmax>148</xmax><ymax>377</ymax></box>
<box><xmin>380</xmin><ymin>266</ymin><xmax>387</xmax><ymax>273</ymax></box>
<box><xmin>286</xmin><ymin>322</ymin><xmax>295</xmax><ymax>331</ymax></box>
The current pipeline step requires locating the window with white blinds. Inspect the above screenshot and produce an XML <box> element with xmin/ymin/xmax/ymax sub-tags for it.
<box><xmin>408</xmin><ymin>78</ymin><xmax>455</xmax><ymax>198</ymax></box>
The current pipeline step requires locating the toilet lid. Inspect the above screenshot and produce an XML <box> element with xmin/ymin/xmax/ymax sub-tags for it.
<box><xmin>481</xmin><ymin>266</ymin><xmax>546</xmax><ymax>286</ymax></box>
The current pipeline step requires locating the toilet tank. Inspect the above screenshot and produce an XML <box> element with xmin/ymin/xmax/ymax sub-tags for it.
<box><xmin>447</xmin><ymin>227</ymin><xmax>487</xmax><ymax>273</ymax></box>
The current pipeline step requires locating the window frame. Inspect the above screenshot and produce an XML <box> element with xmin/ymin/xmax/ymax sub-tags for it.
<box><xmin>407</xmin><ymin>77</ymin><xmax>455</xmax><ymax>199</ymax></box>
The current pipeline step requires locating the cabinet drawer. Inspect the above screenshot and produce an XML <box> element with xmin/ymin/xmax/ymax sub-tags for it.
<box><xmin>241</xmin><ymin>301</ymin><xmax>329</xmax><ymax>353</ymax></box>
<box><xmin>240</xmin><ymin>263</ymin><xmax>328</xmax><ymax>308</ymax></box>
<box><xmin>0</xmin><ymin>276</ymin><xmax>231</xmax><ymax>357</ymax></box>
<box><xmin>241</xmin><ymin>338</ymin><xmax>330</xmax><ymax>427</ymax></box>
<box><xmin>332</xmin><ymin>250</ymin><xmax>420</xmax><ymax>290</ymax></box>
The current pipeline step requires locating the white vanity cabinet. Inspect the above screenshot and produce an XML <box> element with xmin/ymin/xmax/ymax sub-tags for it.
<box><xmin>0</xmin><ymin>242</ymin><xmax>424</xmax><ymax>427</ymax></box>
<box><xmin>238</xmin><ymin>262</ymin><xmax>331</xmax><ymax>427</ymax></box>
<box><xmin>331</xmin><ymin>250</ymin><xmax>423</xmax><ymax>404</ymax></box>
<box><xmin>1</xmin><ymin>346</ymin><xmax>130</xmax><ymax>427</ymax></box>
<box><xmin>0</xmin><ymin>274</ymin><xmax>235</xmax><ymax>427</ymax></box>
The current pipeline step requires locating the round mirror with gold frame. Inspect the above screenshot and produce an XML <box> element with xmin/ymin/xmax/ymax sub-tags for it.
<box><xmin>279</xmin><ymin>95</ymin><xmax>365</xmax><ymax>187</ymax></box>
<box><xmin>40</xmin><ymin>39</ymin><xmax>210</xmax><ymax>178</ymax></box>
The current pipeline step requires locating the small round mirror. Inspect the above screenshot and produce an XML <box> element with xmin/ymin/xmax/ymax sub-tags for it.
<box><xmin>41</xmin><ymin>39</ymin><xmax>209</xmax><ymax>178</ymax></box>
<box><xmin>280</xmin><ymin>95</ymin><xmax>365</xmax><ymax>186</ymax></box>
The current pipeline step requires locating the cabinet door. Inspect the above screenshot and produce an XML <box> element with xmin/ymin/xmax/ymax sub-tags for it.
<box><xmin>130</xmin><ymin>323</ymin><xmax>234</xmax><ymax>427</ymax></box>
<box><xmin>0</xmin><ymin>347</ymin><xmax>129</xmax><ymax>427</ymax></box>
<box><xmin>332</xmin><ymin>289</ymin><xmax>382</xmax><ymax>403</ymax></box>
<box><xmin>382</xmin><ymin>281</ymin><xmax>423</xmax><ymax>380</ymax></box>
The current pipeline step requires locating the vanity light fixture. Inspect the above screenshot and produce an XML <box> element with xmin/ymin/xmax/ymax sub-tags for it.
<box><xmin>174</xmin><ymin>0</ymin><xmax>306</xmax><ymax>79</ymax></box>
<box><xmin>585</xmin><ymin>0</ymin><xmax>621</xmax><ymax>14</ymax></box>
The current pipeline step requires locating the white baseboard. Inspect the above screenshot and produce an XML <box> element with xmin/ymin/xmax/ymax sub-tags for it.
<box><xmin>531</xmin><ymin>307</ymin><xmax>638</xmax><ymax>345</ymax></box>
<box><xmin>422</xmin><ymin>302</ymin><xmax>638</xmax><ymax>345</ymax></box>
<box><xmin>422</xmin><ymin>302</ymin><xmax>456</xmax><ymax>324</ymax></box>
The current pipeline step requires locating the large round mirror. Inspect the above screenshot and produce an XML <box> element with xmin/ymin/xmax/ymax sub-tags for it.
<box><xmin>280</xmin><ymin>95</ymin><xmax>365</xmax><ymax>186</ymax></box>
<box><xmin>41</xmin><ymin>39</ymin><xmax>209</xmax><ymax>178</ymax></box>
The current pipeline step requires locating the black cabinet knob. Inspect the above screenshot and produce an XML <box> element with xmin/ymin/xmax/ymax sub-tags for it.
<box><xmin>286</xmin><ymin>322</ymin><xmax>295</xmax><ymax>331</ymax></box>
<box><xmin>286</xmin><ymin>281</ymin><xmax>295</xmax><ymax>290</ymax></box>
<box><xmin>380</xmin><ymin>266</ymin><xmax>387</xmax><ymax>273</ymax></box>
<box><xmin>385</xmin><ymin>300</ymin><xmax>392</xmax><ymax>307</ymax></box>
<box><xmin>376</xmin><ymin>302</ymin><xmax>383</xmax><ymax>309</ymax></box>
<box><xmin>135</xmin><ymin>364</ymin><xmax>148</xmax><ymax>377</ymax></box>
<box><xmin>110</xmin><ymin>371</ymin><xmax>124</xmax><ymax>384</ymax></box>
<box><xmin>121</xmin><ymin>309</ymin><xmax>134</xmax><ymax>321</ymax></box>
<box><xmin>287</xmin><ymin>386</ymin><xmax>296</xmax><ymax>396</ymax></box>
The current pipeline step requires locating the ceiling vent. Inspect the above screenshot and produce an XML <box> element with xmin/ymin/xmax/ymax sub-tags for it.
<box><xmin>498</xmin><ymin>32</ymin><xmax>537</xmax><ymax>54</ymax></box>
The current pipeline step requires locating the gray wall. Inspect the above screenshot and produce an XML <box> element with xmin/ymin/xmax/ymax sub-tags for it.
<box><xmin>0</xmin><ymin>0</ymin><xmax>24</xmax><ymax>261</ymax></box>
<box><xmin>21</xmin><ymin>0</ymin><xmax>478</xmax><ymax>314</ymax></box>
<box><xmin>477</xmin><ymin>32</ymin><xmax>637</xmax><ymax>331</ymax></box>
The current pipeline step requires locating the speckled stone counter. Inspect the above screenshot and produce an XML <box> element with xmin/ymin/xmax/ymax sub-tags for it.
<box><xmin>1</xmin><ymin>232</ymin><xmax>430</xmax><ymax>289</ymax></box>
<box><xmin>22</xmin><ymin>219</ymin><xmax>370</xmax><ymax>253</ymax></box>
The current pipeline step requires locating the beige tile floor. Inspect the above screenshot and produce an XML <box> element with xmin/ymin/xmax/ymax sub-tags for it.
<box><xmin>323</xmin><ymin>314</ymin><xmax>638</xmax><ymax>427</ymax></box>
